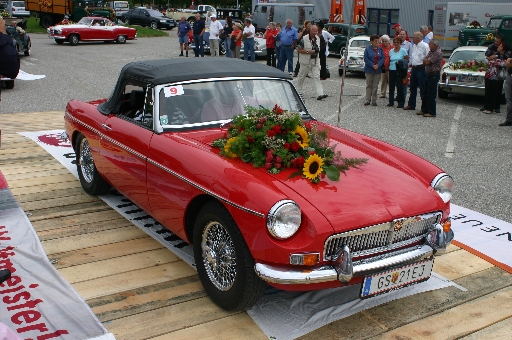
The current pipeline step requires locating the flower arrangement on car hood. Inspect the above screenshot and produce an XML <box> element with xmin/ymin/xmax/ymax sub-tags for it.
<box><xmin>447</xmin><ymin>59</ymin><xmax>487</xmax><ymax>72</ymax></box>
<box><xmin>212</xmin><ymin>105</ymin><xmax>367</xmax><ymax>184</ymax></box>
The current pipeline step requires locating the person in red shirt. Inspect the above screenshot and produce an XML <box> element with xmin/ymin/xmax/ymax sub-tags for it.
<box><xmin>263</xmin><ymin>22</ymin><xmax>278</xmax><ymax>67</ymax></box>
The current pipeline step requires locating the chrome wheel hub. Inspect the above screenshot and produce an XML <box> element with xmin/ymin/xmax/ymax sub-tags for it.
<box><xmin>79</xmin><ymin>139</ymin><xmax>95</xmax><ymax>183</ymax></box>
<box><xmin>201</xmin><ymin>221</ymin><xmax>236</xmax><ymax>291</ymax></box>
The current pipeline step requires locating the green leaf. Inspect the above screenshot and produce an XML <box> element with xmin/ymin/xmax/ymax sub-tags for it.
<box><xmin>288</xmin><ymin>170</ymin><xmax>303</xmax><ymax>179</ymax></box>
<box><xmin>325</xmin><ymin>165</ymin><xmax>340</xmax><ymax>182</ymax></box>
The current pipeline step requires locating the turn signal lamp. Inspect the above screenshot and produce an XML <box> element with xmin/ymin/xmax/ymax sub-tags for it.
<box><xmin>290</xmin><ymin>253</ymin><xmax>320</xmax><ymax>266</ymax></box>
<box><xmin>442</xmin><ymin>221</ymin><xmax>452</xmax><ymax>233</ymax></box>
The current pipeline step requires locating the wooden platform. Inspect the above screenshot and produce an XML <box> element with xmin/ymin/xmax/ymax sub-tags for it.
<box><xmin>1</xmin><ymin>111</ymin><xmax>511</xmax><ymax>340</ymax></box>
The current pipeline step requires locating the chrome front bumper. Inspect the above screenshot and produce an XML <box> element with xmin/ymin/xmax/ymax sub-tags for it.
<box><xmin>255</xmin><ymin>224</ymin><xmax>454</xmax><ymax>285</ymax></box>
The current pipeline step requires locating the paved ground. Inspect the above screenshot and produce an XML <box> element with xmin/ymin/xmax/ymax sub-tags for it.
<box><xmin>2</xmin><ymin>33</ymin><xmax>510</xmax><ymax>223</ymax></box>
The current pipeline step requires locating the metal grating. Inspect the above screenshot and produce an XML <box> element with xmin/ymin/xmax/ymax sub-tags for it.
<box><xmin>323</xmin><ymin>212</ymin><xmax>442</xmax><ymax>261</ymax></box>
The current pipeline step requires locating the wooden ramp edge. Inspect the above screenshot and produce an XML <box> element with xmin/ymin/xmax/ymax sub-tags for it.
<box><xmin>1</xmin><ymin>112</ymin><xmax>511</xmax><ymax>340</ymax></box>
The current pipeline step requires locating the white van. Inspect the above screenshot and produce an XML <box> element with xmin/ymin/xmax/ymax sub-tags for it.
<box><xmin>106</xmin><ymin>1</ymin><xmax>130</xmax><ymax>18</ymax></box>
<box><xmin>252</xmin><ymin>3</ymin><xmax>316</xmax><ymax>32</ymax></box>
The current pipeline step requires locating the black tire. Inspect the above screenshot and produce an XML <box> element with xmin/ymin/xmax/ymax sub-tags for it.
<box><xmin>124</xmin><ymin>18</ymin><xmax>130</xmax><ymax>25</ymax></box>
<box><xmin>150</xmin><ymin>21</ymin><xmax>158</xmax><ymax>29</ymax></box>
<box><xmin>69</xmin><ymin>34</ymin><xmax>79</xmax><ymax>46</ymax></box>
<box><xmin>339</xmin><ymin>47</ymin><xmax>345</xmax><ymax>57</ymax></box>
<box><xmin>55</xmin><ymin>39</ymin><xmax>65</xmax><ymax>44</ymax></box>
<box><xmin>4</xmin><ymin>80</ymin><xmax>14</xmax><ymax>89</ymax></box>
<box><xmin>193</xmin><ymin>201</ymin><xmax>267</xmax><ymax>311</ymax></box>
<box><xmin>188</xmin><ymin>17</ymin><xmax>196</xmax><ymax>26</ymax></box>
<box><xmin>76</xmin><ymin>134</ymin><xmax>111</xmax><ymax>195</ymax></box>
<box><xmin>40</xmin><ymin>15</ymin><xmax>53</xmax><ymax>28</ymax></box>
<box><xmin>116</xmin><ymin>35</ymin><xmax>126</xmax><ymax>44</ymax></box>
<box><xmin>438</xmin><ymin>87</ymin><xmax>449</xmax><ymax>99</ymax></box>
<box><xmin>220</xmin><ymin>41</ymin><xmax>226</xmax><ymax>55</ymax></box>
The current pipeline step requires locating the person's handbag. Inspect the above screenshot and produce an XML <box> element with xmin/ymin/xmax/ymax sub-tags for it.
<box><xmin>219</xmin><ymin>32</ymin><xmax>226</xmax><ymax>40</ymax></box>
<box><xmin>498</xmin><ymin>66</ymin><xmax>508</xmax><ymax>80</ymax></box>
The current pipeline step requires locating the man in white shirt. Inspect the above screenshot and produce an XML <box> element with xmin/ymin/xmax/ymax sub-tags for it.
<box><xmin>399</xmin><ymin>30</ymin><xmax>412</xmax><ymax>101</ymax></box>
<box><xmin>404</xmin><ymin>32</ymin><xmax>429</xmax><ymax>111</ymax></box>
<box><xmin>242</xmin><ymin>18</ymin><xmax>256</xmax><ymax>62</ymax></box>
<box><xmin>208</xmin><ymin>14</ymin><xmax>224</xmax><ymax>57</ymax></box>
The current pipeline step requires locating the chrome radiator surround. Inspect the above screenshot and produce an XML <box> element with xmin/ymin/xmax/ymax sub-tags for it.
<box><xmin>323</xmin><ymin>212</ymin><xmax>442</xmax><ymax>261</ymax></box>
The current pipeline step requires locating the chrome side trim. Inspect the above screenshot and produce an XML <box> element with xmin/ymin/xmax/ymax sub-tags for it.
<box><xmin>254</xmin><ymin>244</ymin><xmax>434</xmax><ymax>285</ymax></box>
<box><xmin>66</xmin><ymin>112</ymin><xmax>265</xmax><ymax>218</ymax></box>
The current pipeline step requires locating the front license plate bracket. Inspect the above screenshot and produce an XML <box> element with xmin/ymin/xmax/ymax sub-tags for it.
<box><xmin>360</xmin><ymin>258</ymin><xmax>434</xmax><ymax>298</ymax></box>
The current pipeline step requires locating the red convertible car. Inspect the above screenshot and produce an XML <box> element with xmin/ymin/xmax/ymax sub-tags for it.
<box><xmin>48</xmin><ymin>17</ymin><xmax>136</xmax><ymax>45</ymax></box>
<box><xmin>63</xmin><ymin>59</ymin><xmax>454</xmax><ymax>311</ymax></box>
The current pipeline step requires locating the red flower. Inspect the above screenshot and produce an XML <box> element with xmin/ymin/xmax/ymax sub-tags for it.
<box><xmin>266</xmin><ymin>150</ymin><xmax>274</xmax><ymax>156</ymax></box>
<box><xmin>239</xmin><ymin>127</ymin><xmax>245</xmax><ymax>132</ymax></box>
<box><xmin>275</xmin><ymin>163</ymin><xmax>282</xmax><ymax>169</ymax></box>
<box><xmin>296</xmin><ymin>156</ymin><xmax>305</xmax><ymax>167</ymax></box>
<box><xmin>272</xmin><ymin>104</ymin><xmax>284</xmax><ymax>114</ymax></box>
<box><xmin>266</xmin><ymin>154</ymin><xmax>274</xmax><ymax>162</ymax></box>
<box><xmin>290</xmin><ymin>159</ymin><xmax>296</xmax><ymax>167</ymax></box>
<box><xmin>283</xmin><ymin>142</ymin><xmax>290</xmax><ymax>150</ymax></box>
<box><xmin>304</xmin><ymin>121</ymin><xmax>312</xmax><ymax>131</ymax></box>
<box><xmin>308</xmin><ymin>151</ymin><xmax>316</xmax><ymax>155</ymax></box>
<box><xmin>275</xmin><ymin>156</ymin><xmax>282</xmax><ymax>163</ymax></box>
<box><xmin>272</xmin><ymin>125</ymin><xmax>282</xmax><ymax>134</ymax></box>
<box><xmin>265</xmin><ymin>162</ymin><xmax>272</xmax><ymax>169</ymax></box>
<box><xmin>259</xmin><ymin>118</ymin><xmax>266</xmax><ymax>124</ymax></box>
<box><xmin>267</xmin><ymin>130</ymin><xmax>276</xmax><ymax>137</ymax></box>
<box><xmin>247</xmin><ymin>135</ymin><xmax>255</xmax><ymax>143</ymax></box>
<box><xmin>257</xmin><ymin>124</ymin><xmax>263</xmax><ymax>129</ymax></box>
<box><xmin>291</xmin><ymin>142</ymin><xmax>301</xmax><ymax>152</ymax></box>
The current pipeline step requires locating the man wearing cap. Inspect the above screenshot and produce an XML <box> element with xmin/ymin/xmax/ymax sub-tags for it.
<box><xmin>242</xmin><ymin>18</ymin><xmax>256</xmax><ymax>62</ymax></box>
<box><xmin>393</xmin><ymin>23</ymin><xmax>402</xmax><ymax>38</ymax></box>
<box><xmin>209</xmin><ymin>14</ymin><xmax>224</xmax><ymax>57</ymax></box>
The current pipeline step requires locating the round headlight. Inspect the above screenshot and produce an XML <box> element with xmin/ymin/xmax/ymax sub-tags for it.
<box><xmin>431</xmin><ymin>173</ymin><xmax>454</xmax><ymax>203</ymax></box>
<box><xmin>267</xmin><ymin>200</ymin><xmax>301</xmax><ymax>239</ymax></box>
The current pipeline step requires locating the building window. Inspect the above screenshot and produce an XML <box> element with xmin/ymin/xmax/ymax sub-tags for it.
<box><xmin>367</xmin><ymin>8</ymin><xmax>399</xmax><ymax>36</ymax></box>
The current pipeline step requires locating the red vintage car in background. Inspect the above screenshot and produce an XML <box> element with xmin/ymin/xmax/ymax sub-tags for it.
<box><xmin>48</xmin><ymin>17</ymin><xmax>136</xmax><ymax>45</ymax></box>
<box><xmin>63</xmin><ymin>58</ymin><xmax>454</xmax><ymax>311</ymax></box>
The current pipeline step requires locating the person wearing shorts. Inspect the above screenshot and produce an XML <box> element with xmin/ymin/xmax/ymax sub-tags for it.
<box><xmin>177</xmin><ymin>16</ymin><xmax>191</xmax><ymax>57</ymax></box>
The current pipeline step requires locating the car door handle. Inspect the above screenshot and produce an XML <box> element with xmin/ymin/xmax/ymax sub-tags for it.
<box><xmin>102</xmin><ymin>124</ymin><xmax>113</xmax><ymax>131</ymax></box>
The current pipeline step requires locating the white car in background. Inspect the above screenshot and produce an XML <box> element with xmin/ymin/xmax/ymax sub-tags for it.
<box><xmin>437</xmin><ymin>46</ymin><xmax>501</xmax><ymax>100</ymax></box>
<box><xmin>11</xmin><ymin>1</ymin><xmax>30</xmax><ymax>17</ymax></box>
<box><xmin>338</xmin><ymin>35</ymin><xmax>370</xmax><ymax>76</ymax></box>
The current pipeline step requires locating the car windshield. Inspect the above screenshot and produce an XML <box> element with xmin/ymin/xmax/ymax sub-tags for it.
<box><xmin>450</xmin><ymin>50</ymin><xmax>486</xmax><ymax>63</ymax></box>
<box><xmin>487</xmin><ymin>18</ymin><xmax>502</xmax><ymax>29</ymax></box>
<box><xmin>157</xmin><ymin>79</ymin><xmax>308</xmax><ymax>128</ymax></box>
<box><xmin>147</xmin><ymin>9</ymin><xmax>164</xmax><ymax>17</ymax></box>
<box><xmin>350</xmin><ymin>39</ymin><xmax>370</xmax><ymax>48</ymax></box>
<box><xmin>77</xmin><ymin>17</ymin><xmax>94</xmax><ymax>25</ymax></box>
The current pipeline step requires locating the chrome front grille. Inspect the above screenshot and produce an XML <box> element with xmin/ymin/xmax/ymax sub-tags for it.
<box><xmin>323</xmin><ymin>212</ymin><xmax>442</xmax><ymax>261</ymax></box>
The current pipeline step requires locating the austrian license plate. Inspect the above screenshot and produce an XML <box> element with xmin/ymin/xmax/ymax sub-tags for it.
<box><xmin>458</xmin><ymin>75</ymin><xmax>480</xmax><ymax>83</ymax></box>
<box><xmin>360</xmin><ymin>259</ymin><xmax>433</xmax><ymax>298</ymax></box>
<box><xmin>348</xmin><ymin>60</ymin><xmax>362</xmax><ymax>65</ymax></box>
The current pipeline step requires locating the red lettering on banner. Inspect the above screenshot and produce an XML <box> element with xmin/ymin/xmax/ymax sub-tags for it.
<box><xmin>11</xmin><ymin>310</ymin><xmax>42</xmax><ymax>325</ymax></box>
<box><xmin>37</xmin><ymin>330</ymin><xmax>70</xmax><ymax>340</ymax></box>
<box><xmin>3</xmin><ymin>291</ymin><xmax>31</xmax><ymax>303</ymax></box>
<box><xmin>1</xmin><ymin>224</ymin><xmax>70</xmax><ymax>338</ymax></box>
<box><xmin>17</xmin><ymin>323</ymin><xmax>49</xmax><ymax>333</ymax></box>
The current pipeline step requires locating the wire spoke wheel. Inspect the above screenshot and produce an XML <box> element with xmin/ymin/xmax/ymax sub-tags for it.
<box><xmin>201</xmin><ymin>221</ymin><xmax>237</xmax><ymax>291</ymax></box>
<box><xmin>79</xmin><ymin>138</ymin><xmax>95</xmax><ymax>183</ymax></box>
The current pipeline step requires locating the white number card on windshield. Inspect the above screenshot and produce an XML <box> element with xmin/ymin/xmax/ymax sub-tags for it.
<box><xmin>164</xmin><ymin>85</ymin><xmax>184</xmax><ymax>97</ymax></box>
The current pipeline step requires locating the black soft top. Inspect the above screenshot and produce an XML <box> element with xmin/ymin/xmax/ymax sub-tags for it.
<box><xmin>98</xmin><ymin>58</ymin><xmax>291</xmax><ymax>114</ymax></box>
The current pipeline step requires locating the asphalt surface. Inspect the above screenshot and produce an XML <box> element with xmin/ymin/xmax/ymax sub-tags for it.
<box><xmin>2</xmin><ymin>33</ymin><xmax>511</xmax><ymax>223</ymax></box>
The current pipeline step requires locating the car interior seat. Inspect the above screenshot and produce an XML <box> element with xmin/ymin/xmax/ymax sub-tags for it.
<box><xmin>128</xmin><ymin>89</ymin><xmax>145</xmax><ymax>118</ymax></box>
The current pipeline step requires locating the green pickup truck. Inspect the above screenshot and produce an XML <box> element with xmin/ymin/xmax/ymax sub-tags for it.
<box><xmin>324</xmin><ymin>23</ymin><xmax>370</xmax><ymax>56</ymax></box>
<box><xmin>458</xmin><ymin>15</ymin><xmax>512</xmax><ymax>47</ymax></box>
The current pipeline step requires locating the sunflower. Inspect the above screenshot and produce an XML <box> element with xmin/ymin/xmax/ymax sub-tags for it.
<box><xmin>294</xmin><ymin>126</ymin><xmax>309</xmax><ymax>148</ymax></box>
<box><xmin>303</xmin><ymin>154</ymin><xmax>324</xmax><ymax>181</ymax></box>
<box><xmin>223</xmin><ymin>137</ymin><xmax>239</xmax><ymax>158</ymax></box>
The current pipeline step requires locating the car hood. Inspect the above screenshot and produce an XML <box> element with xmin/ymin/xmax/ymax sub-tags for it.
<box><xmin>181</xmin><ymin>123</ymin><xmax>444</xmax><ymax>233</ymax></box>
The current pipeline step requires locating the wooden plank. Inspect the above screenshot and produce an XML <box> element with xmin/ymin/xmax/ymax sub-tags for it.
<box><xmin>26</xmin><ymin>201</ymin><xmax>113</xmax><ymax>221</ymax></box>
<box><xmin>32</xmin><ymin>209</ymin><xmax>123</xmax><ymax>232</ymax></box>
<box><xmin>90</xmin><ymin>277</ymin><xmax>206</xmax><ymax>322</ymax></box>
<box><xmin>59</xmin><ymin>248</ymin><xmax>180</xmax><ymax>283</ymax></box>
<box><xmin>15</xmin><ymin>187</ymin><xmax>94</xmax><ymax>204</ymax></box>
<box><xmin>6</xmin><ymin>173</ymin><xmax>79</xmax><ymax>189</ymax></box>
<box><xmin>298</xmin><ymin>267</ymin><xmax>512</xmax><ymax>339</ymax></box>
<box><xmin>149</xmin><ymin>313</ymin><xmax>267</xmax><ymax>340</ymax></box>
<box><xmin>38</xmin><ymin>217</ymin><xmax>134</xmax><ymax>241</ymax></box>
<box><xmin>3</xmin><ymin>168</ymin><xmax>72</xmax><ymax>181</ymax></box>
<box><xmin>9</xmin><ymin>180</ymin><xmax>81</xmax><ymax>196</ymax></box>
<box><xmin>432</xmin><ymin>248</ymin><xmax>494</xmax><ymax>280</ymax></box>
<box><xmin>460</xmin><ymin>317</ymin><xmax>512</xmax><ymax>339</ymax></box>
<box><xmin>73</xmin><ymin>261</ymin><xmax>197</xmax><ymax>300</ymax></box>
<box><xmin>42</xmin><ymin>225</ymin><xmax>148</xmax><ymax>254</ymax></box>
<box><xmin>377</xmin><ymin>286</ymin><xmax>512</xmax><ymax>339</ymax></box>
<box><xmin>19</xmin><ymin>194</ymin><xmax>102</xmax><ymax>211</ymax></box>
<box><xmin>105</xmin><ymin>297</ymin><xmax>236</xmax><ymax>340</ymax></box>
<box><xmin>52</xmin><ymin>237</ymin><xmax>162</xmax><ymax>269</ymax></box>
